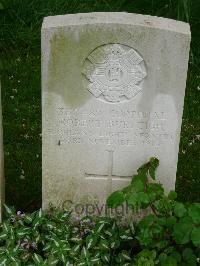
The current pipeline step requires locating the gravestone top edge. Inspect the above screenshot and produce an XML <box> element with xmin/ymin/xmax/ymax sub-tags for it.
<box><xmin>42</xmin><ymin>12</ymin><xmax>190</xmax><ymax>35</ymax></box>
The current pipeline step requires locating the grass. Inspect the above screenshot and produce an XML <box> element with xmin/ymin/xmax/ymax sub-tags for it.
<box><xmin>0</xmin><ymin>0</ymin><xmax>199</xmax><ymax>211</ymax></box>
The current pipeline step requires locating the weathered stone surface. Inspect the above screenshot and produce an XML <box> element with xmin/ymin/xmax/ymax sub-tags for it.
<box><xmin>42</xmin><ymin>12</ymin><xmax>191</xmax><ymax>213</ymax></box>
<box><xmin>0</xmin><ymin>82</ymin><xmax>4</xmax><ymax>221</ymax></box>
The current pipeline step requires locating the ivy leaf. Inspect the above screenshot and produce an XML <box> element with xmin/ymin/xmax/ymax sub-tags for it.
<box><xmin>168</xmin><ymin>191</ymin><xmax>177</xmax><ymax>200</ymax></box>
<box><xmin>160</xmin><ymin>255</ymin><xmax>177</xmax><ymax>266</ymax></box>
<box><xmin>106</xmin><ymin>191</ymin><xmax>125</xmax><ymax>208</ymax></box>
<box><xmin>137</xmin><ymin>167</ymin><xmax>148</xmax><ymax>183</ymax></box>
<box><xmin>182</xmin><ymin>248</ymin><xmax>197</xmax><ymax>266</ymax></box>
<box><xmin>173</xmin><ymin>217</ymin><xmax>193</xmax><ymax>244</ymax></box>
<box><xmin>127</xmin><ymin>193</ymin><xmax>137</xmax><ymax>207</ymax></box>
<box><xmin>149</xmin><ymin>157</ymin><xmax>159</xmax><ymax>168</ymax></box>
<box><xmin>191</xmin><ymin>227</ymin><xmax>200</xmax><ymax>246</ymax></box>
<box><xmin>122</xmin><ymin>185</ymin><xmax>132</xmax><ymax>195</ymax></box>
<box><xmin>173</xmin><ymin>202</ymin><xmax>187</xmax><ymax>217</ymax></box>
<box><xmin>131</xmin><ymin>176</ymin><xmax>145</xmax><ymax>192</ymax></box>
<box><xmin>127</xmin><ymin>191</ymin><xmax>149</xmax><ymax>209</ymax></box>
<box><xmin>136</xmin><ymin>228</ymin><xmax>153</xmax><ymax>246</ymax></box>
<box><xmin>165</xmin><ymin>217</ymin><xmax>177</xmax><ymax>228</ymax></box>
<box><xmin>149</xmin><ymin>157</ymin><xmax>159</xmax><ymax>180</ymax></box>
<box><xmin>188</xmin><ymin>203</ymin><xmax>200</xmax><ymax>224</ymax></box>
<box><xmin>138</xmin><ymin>214</ymin><xmax>155</xmax><ymax>229</ymax></box>
<box><xmin>147</xmin><ymin>183</ymin><xmax>164</xmax><ymax>201</ymax></box>
<box><xmin>170</xmin><ymin>251</ymin><xmax>181</xmax><ymax>263</ymax></box>
<box><xmin>137</xmin><ymin>249</ymin><xmax>157</xmax><ymax>260</ymax></box>
<box><xmin>137</xmin><ymin>192</ymin><xmax>150</xmax><ymax>205</ymax></box>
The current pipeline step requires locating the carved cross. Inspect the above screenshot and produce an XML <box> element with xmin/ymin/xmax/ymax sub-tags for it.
<box><xmin>85</xmin><ymin>150</ymin><xmax>132</xmax><ymax>195</ymax></box>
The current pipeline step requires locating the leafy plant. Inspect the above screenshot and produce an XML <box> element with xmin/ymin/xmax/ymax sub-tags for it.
<box><xmin>0</xmin><ymin>206</ymin><xmax>135</xmax><ymax>265</ymax></box>
<box><xmin>0</xmin><ymin>158</ymin><xmax>199</xmax><ymax>265</ymax></box>
<box><xmin>107</xmin><ymin>158</ymin><xmax>200</xmax><ymax>265</ymax></box>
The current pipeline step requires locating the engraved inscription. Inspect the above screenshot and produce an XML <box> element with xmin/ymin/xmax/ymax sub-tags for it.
<box><xmin>82</xmin><ymin>44</ymin><xmax>147</xmax><ymax>103</ymax></box>
<box><xmin>56</xmin><ymin>107</ymin><xmax>174</xmax><ymax>148</ymax></box>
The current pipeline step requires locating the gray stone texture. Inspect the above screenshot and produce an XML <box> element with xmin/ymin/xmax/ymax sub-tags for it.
<box><xmin>42</xmin><ymin>12</ymin><xmax>191</xmax><ymax>211</ymax></box>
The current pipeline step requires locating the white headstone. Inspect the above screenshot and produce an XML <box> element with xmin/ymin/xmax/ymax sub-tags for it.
<box><xmin>42</xmin><ymin>13</ymin><xmax>191</xmax><ymax>212</ymax></box>
<box><xmin>0</xmin><ymin>81</ymin><xmax>4</xmax><ymax>221</ymax></box>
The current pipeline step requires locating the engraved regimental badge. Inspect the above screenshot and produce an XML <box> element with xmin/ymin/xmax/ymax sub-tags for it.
<box><xmin>82</xmin><ymin>44</ymin><xmax>147</xmax><ymax>103</ymax></box>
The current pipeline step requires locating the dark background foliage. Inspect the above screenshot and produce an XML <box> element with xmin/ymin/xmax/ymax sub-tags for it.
<box><xmin>0</xmin><ymin>0</ymin><xmax>199</xmax><ymax>211</ymax></box>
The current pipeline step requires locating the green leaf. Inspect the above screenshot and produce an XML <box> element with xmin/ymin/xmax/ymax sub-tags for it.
<box><xmin>173</xmin><ymin>217</ymin><xmax>193</xmax><ymax>244</ymax></box>
<box><xmin>170</xmin><ymin>251</ymin><xmax>181</xmax><ymax>263</ymax></box>
<box><xmin>101</xmin><ymin>253</ymin><xmax>110</xmax><ymax>263</ymax></box>
<box><xmin>86</xmin><ymin>235</ymin><xmax>97</xmax><ymax>249</ymax></box>
<box><xmin>0</xmin><ymin>2</ymin><xmax>4</xmax><ymax>9</ymax></box>
<box><xmin>0</xmin><ymin>232</ymin><xmax>8</xmax><ymax>240</ymax></box>
<box><xmin>16</xmin><ymin>228</ymin><xmax>30</xmax><ymax>237</ymax></box>
<box><xmin>9</xmin><ymin>262</ymin><xmax>21</xmax><ymax>266</ymax></box>
<box><xmin>165</xmin><ymin>217</ymin><xmax>177</xmax><ymax>228</ymax></box>
<box><xmin>24</xmin><ymin>215</ymin><xmax>33</xmax><ymax>224</ymax></box>
<box><xmin>119</xmin><ymin>228</ymin><xmax>133</xmax><ymax>240</ymax></box>
<box><xmin>168</xmin><ymin>191</ymin><xmax>177</xmax><ymax>200</ymax></box>
<box><xmin>121</xmin><ymin>251</ymin><xmax>131</xmax><ymax>261</ymax></box>
<box><xmin>0</xmin><ymin>257</ymin><xmax>8</xmax><ymax>266</ymax></box>
<box><xmin>160</xmin><ymin>255</ymin><xmax>177</xmax><ymax>266</ymax></box>
<box><xmin>60</xmin><ymin>253</ymin><xmax>67</xmax><ymax>264</ymax></box>
<box><xmin>149</xmin><ymin>157</ymin><xmax>159</xmax><ymax>168</ymax></box>
<box><xmin>127</xmin><ymin>193</ymin><xmax>138</xmax><ymax>207</ymax></box>
<box><xmin>32</xmin><ymin>253</ymin><xmax>43</xmax><ymax>264</ymax></box>
<box><xmin>122</xmin><ymin>185</ymin><xmax>132</xmax><ymax>195</ymax></box>
<box><xmin>136</xmin><ymin>167</ymin><xmax>148</xmax><ymax>183</ymax></box>
<box><xmin>77</xmin><ymin>262</ymin><xmax>85</xmax><ymax>266</ymax></box>
<box><xmin>100</xmin><ymin>239</ymin><xmax>110</xmax><ymax>250</ymax></box>
<box><xmin>4</xmin><ymin>205</ymin><xmax>14</xmax><ymax>215</ymax></box>
<box><xmin>131</xmin><ymin>176</ymin><xmax>144</xmax><ymax>192</ymax></box>
<box><xmin>149</xmin><ymin>167</ymin><xmax>156</xmax><ymax>180</ymax></box>
<box><xmin>90</xmin><ymin>257</ymin><xmax>100</xmax><ymax>263</ymax></box>
<box><xmin>72</xmin><ymin>244</ymin><xmax>80</xmax><ymax>254</ymax></box>
<box><xmin>3</xmin><ymin>222</ymin><xmax>10</xmax><ymax>233</ymax></box>
<box><xmin>147</xmin><ymin>183</ymin><xmax>164</xmax><ymax>201</ymax></box>
<box><xmin>127</xmin><ymin>192</ymin><xmax>149</xmax><ymax>209</ymax></box>
<box><xmin>174</xmin><ymin>202</ymin><xmax>187</xmax><ymax>217</ymax></box>
<box><xmin>47</xmin><ymin>255</ymin><xmax>59</xmax><ymax>265</ymax></box>
<box><xmin>136</xmin><ymin>228</ymin><xmax>153</xmax><ymax>246</ymax></box>
<box><xmin>81</xmin><ymin>246</ymin><xmax>90</xmax><ymax>260</ymax></box>
<box><xmin>38</xmin><ymin>208</ymin><xmax>42</xmax><ymax>218</ymax></box>
<box><xmin>110</xmin><ymin>239</ymin><xmax>120</xmax><ymax>249</ymax></box>
<box><xmin>106</xmin><ymin>191</ymin><xmax>125</xmax><ymax>208</ymax></box>
<box><xmin>138</xmin><ymin>214</ymin><xmax>155</xmax><ymax>229</ymax></box>
<box><xmin>191</xmin><ymin>227</ymin><xmax>200</xmax><ymax>246</ymax></box>
<box><xmin>188</xmin><ymin>203</ymin><xmax>200</xmax><ymax>224</ymax></box>
<box><xmin>137</xmin><ymin>192</ymin><xmax>150</xmax><ymax>205</ymax></box>
<box><xmin>137</xmin><ymin>249</ymin><xmax>157</xmax><ymax>260</ymax></box>
<box><xmin>149</xmin><ymin>157</ymin><xmax>159</xmax><ymax>180</ymax></box>
<box><xmin>182</xmin><ymin>248</ymin><xmax>197</xmax><ymax>266</ymax></box>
